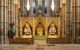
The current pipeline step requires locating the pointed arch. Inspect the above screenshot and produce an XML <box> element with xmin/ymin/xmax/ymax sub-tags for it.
<box><xmin>35</xmin><ymin>22</ymin><xmax>45</xmax><ymax>35</ymax></box>
<box><xmin>48</xmin><ymin>21</ymin><xmax>58</xmax><ymax>35</ymax></box>
<box><xmin>22</xmin><ymin>22</ymin><xmax>33</xmax><ymax>35</ymax></box>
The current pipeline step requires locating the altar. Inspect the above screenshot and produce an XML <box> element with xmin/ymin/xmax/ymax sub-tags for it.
<box><xmin>9</xmin><ymin>0</ymin><xmax>69</xmax><ymax>44</ymax></box>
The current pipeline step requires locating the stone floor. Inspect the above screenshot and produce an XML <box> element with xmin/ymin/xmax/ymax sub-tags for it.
<box><xmin>0</xmin><ymin>40</ymin><xmax>80</xmax><ymax>50</ymax></box>
<box><xmin>0</xmin><ymin>44</ymin><xmax>80</xmax><ymax>50</ymax></box>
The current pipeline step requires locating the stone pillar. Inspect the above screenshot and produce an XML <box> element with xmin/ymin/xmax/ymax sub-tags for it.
<box><xmin>66</xmin><ymin>0</ymin><xmax>72</xmax><ymax>38</ymax></box>
<box><xmin>75</xmin><ymin>0</ymin><xmax>80</xmax><ymax>43</ymax></box>
<box><xmin>60</xmin><ymin>0</ymin><xmax>66</xmax><ymax>38</ymax></box>
<box><xmin>0</xmin><ymin>0</ymin><xmax>4</xmax><ymax>44</ymax></box>
<box><xmin>0</xmin><ymin>0</ymin><xmax>1</xmax><ymax>44</ymax></box>
<box><xmin>77</xmin><ymin>0</ymin><xmax>80</xmax><ymax>36</ymax></box>
<box><xmin>74</xmin><ymin>0</ymin><xmax>80</xmax><ymax>43</ymax></box>
<box><xmin>1</xmin><ymin>0</ymin><xmax>5</xmax><ymax>44</ymax></box>
<box><xmin>0</xmin><ymin>0</ymin><xmax>8</xmax><ymax>44</ymax></box>
<box><xmin>60</xmin><ymin>0</ymin><xmax>62</xmax><ymax>38</ymax></box>
<box><xmin>14</xmin><ymin>0</ymin><xmax>19</xmax><ymax>38</ymax></box>
<box><xmin>72</xmin><ymin>0</ymin><xmax>78</xmax><ymax>43</ymax></box>
<box><xmin>8</xmin><ymin>0</ymin><xmax>13</xmax><ymax>25</ymax></box>
<box><xmin>4</xmin><ymin>0</ymin><xmax>8</xmax><ymax>44</ymax></box>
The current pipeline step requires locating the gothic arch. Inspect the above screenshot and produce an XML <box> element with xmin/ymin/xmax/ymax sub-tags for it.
<box><xmin>35</xmin><ymin>22</ymin><xmax>45</xmax><ymax>35</ymax></box>
<box><xmin>48</xmin><ymin>21</ymin><xmax>58</xmax><ymax>35</ymax></box>
<box><xmin>22</xmin><ymin>22</ymin><xmax>33</xmax><ymax>35</ymax></box>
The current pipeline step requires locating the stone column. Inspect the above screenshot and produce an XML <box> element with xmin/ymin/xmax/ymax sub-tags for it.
<box><xmin>60</xmin><ymin>0</ymin><xmax>66</xmax><ymax>38</ymax></box>
<box><xmin>1</xmin><ymin>0</ymin><xmax>5</xmax><ymax>44</ymax></box>
<box><xmin>74</xmin><ymin>0</ymin><xmax>80</xmax><ymax>43</ymax></box>
<box><xmin>4</xmin><ymin>0</ymin><xmax>8</xmax><ymax>44</ymax></box>
<box><xmin>77</xmin><ymin>0</ymin><xmax>80</xmax><ymax>36</ymax></box>
<box><xmin>66</xmin><ymin>0</ymin><xmax>72</xmax><ymax>38</ymax></box>
<box><xmin>0</xmin><ymin>0</ymin><xmax>1</xmax><ymax>44</ymax></box>
<box><xmin>60</xmin><ymin>0</ymin><xmax>62</xmax><ymax>38</ymax></box>
<box><xmin>14</xmin><ymin>0</ymin><xmax>20</xmax><ymax>38</ymax></box>
<box><xmin>0</xmin><ymin>0</ymin><xmax>8</xmax><ymax>44</ymax></box>
<box><xmin>72</xmin><ymin>0</ymin><xmax>78</xmax><ymax>43</ymax></box>
<box><xmin>8</xmin><ymin>0</ymin><xmax>13</xmax><ymax>25</ymax></box>
<box><xmin>75</xmin><ymin>0</ymin><xmax>80</xmax><ymax>43</ymax></box>
<box><xmin>0</xmin><ymin>0</ymin><xmax>4</xmax><ymax>44</ymax></box>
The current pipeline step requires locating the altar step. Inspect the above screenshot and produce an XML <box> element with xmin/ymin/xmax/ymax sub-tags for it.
<box><xmin>9</xmin><ymin>38</ymin><xmax>34</xmax><ymax>44</ymax></box>
<box><xmin>47</xmin><ymin>38</ymin><xmax>72</xmax><ymax>44</ymax></box>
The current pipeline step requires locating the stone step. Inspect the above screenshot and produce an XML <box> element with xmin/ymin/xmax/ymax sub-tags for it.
<box><xmin>47</xmin><ymin>38</ymin><xmax>72</xmax><ymax>44</ymax></box>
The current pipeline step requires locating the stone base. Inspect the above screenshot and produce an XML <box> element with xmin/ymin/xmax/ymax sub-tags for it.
<box><xmin>47</xmin><ymin>38</ymin><xmax>72</xmax><ymax>44</ymax></box>
<box><xmin>9</xmin><ymin>38</ymin><xmax>34</xmax><ymax>44</ymax></box>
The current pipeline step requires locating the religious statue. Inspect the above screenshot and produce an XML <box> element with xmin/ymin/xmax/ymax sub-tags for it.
<box><xmin>22</xmin><ymin>22</ymin><xmax>32</xmax><ymax>35</ymax></box>
<box><xmin>35</xmin><ymin>22</ymin><xmax>45</xmax><ymax>36</ymax></box>
<box><xmin>48</xmin><ymin>22</ymin><xmax>57</xmax><ymax>35</ymax></box>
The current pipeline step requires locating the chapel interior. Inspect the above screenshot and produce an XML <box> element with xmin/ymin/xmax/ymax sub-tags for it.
<box><xmin>0</xmin><ymin>0</ymin><xmax>80</xmax><ymax>44</ymax></box>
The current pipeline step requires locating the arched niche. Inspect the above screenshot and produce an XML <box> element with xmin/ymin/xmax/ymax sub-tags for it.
<box><xmin>35</xmin><ymin>22</ymin><xmax>45</xmax><ymax>36</ymax></box>
<box><xmin>22</xmin><ymin>22</ymin><xmax>33</xmax><ymax>35</ymax></box>
<box><xmin>48</xmin><ymin>21</ymin><xmax>58</xmax><ymax>35</ymax></box>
